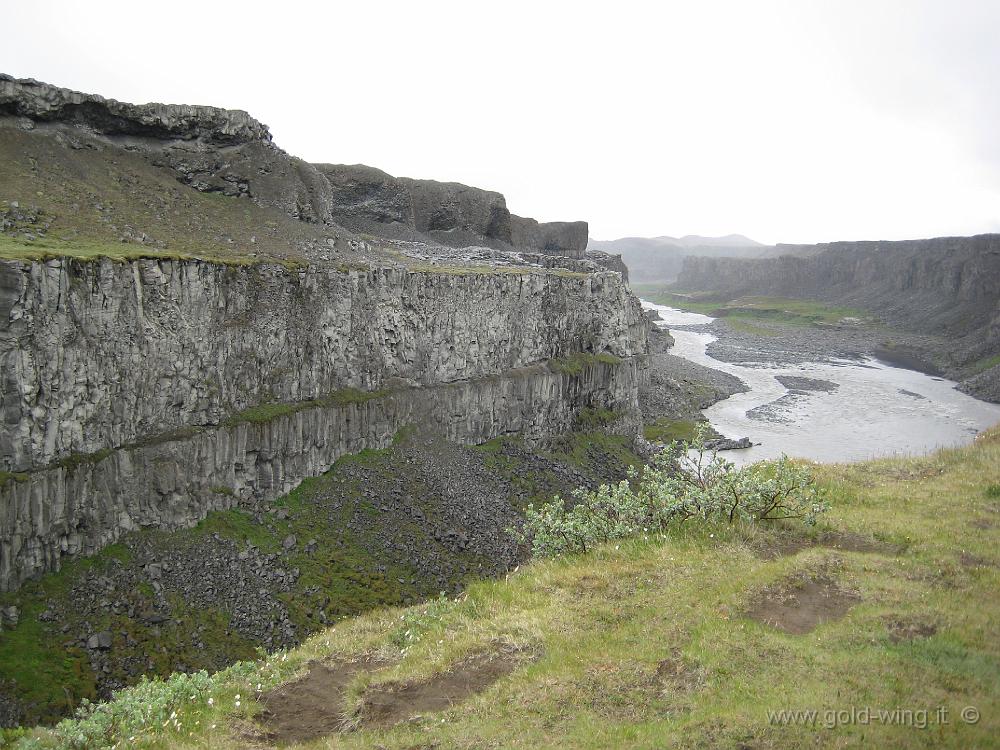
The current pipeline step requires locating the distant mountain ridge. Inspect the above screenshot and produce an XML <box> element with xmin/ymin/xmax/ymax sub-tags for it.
<box><xmin>587</xmin><ymin>233</ymin><xmax>778</xmax><ymax>283</ymax></box>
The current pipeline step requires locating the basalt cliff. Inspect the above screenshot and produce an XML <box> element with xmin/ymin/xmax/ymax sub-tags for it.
<box><xmin>0</xmin><ymin>75</ymin><xmax>645</xmax><ymax>602</ymax></box>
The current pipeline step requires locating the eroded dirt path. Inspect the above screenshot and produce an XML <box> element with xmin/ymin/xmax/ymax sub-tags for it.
<box><xmin>260</xmin><ymin>657</ymin><xmax>380</xmax><ymax>745</ymax></box>
<box><xmin>358</xmin><ymin>651</ymin><xmax>521</xmax><ymax>728</ymax></box>
<box><xmin>260</xmin><ymin>648</ymin><xmax>525</xmax><ymax>745</ymax></box>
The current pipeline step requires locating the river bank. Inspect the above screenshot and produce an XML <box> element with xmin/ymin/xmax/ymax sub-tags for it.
<box><xmin>639</xmin><ymin>312</ymin><xmax>747</xmax><ymax>443</ymax></box>
<box><xmin>641</xmin><ymin>300</ymin><xmax>1000</xmax><ymax>465</ymax></box>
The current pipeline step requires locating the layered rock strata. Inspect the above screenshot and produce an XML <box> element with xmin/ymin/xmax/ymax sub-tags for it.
<box><xmin>0</xmin><ymin>258</ymin><xmax>645</xmax><ymax>471</ymax></box>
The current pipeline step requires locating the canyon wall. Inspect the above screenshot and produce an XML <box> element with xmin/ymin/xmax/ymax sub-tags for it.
<box><xmin>0</xmin><ymin>256</ymin><xmax>647</xmax><ymax>591</ymax></box>
<box><xmin>0</xmin><ymin>75</ymin><xmax>646</xmax><ymax>593</ymax></box>
<box><xmin>0</xmin><ymin>356</ymin><xmax>642</xmax><ymax>591</ymax></box>
<box><xmin>0</xmin><ymin>258</ymin><xmax>645</xmax><ymax>473</ymax></box>
<box><xmin>676</xmin><ymin>234</ymin><xmax>1000</xmax><ymax>355</ymax></box>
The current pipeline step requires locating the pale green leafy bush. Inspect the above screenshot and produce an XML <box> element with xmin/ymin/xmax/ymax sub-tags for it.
<box><xmin>517</xmin><ymin>424</ymin><xmax>829</xmax><ymax>557</ymax></box>
<box><xmin>16</xmin><ymin>670</ymin><xmax>214</xmax><ymax>749</ymax></box>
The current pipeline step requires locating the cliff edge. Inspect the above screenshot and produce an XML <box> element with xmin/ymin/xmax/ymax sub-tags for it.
<box><xmin>0</xmin><ymin>75</ymin><xmax>589</xmax><ymax>258</ymax></box>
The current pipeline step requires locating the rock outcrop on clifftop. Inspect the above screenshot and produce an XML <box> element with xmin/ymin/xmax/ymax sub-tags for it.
<box><xmin>0</xmin><ymin>75</ymin><xmax>589</xmax><ymax>257</ymax></box>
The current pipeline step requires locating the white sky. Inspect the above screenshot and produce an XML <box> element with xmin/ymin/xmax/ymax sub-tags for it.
<box><xmin>4</xmin><ymin>0</ymin><xmax>999</xmax><ymax>244</ymax></box>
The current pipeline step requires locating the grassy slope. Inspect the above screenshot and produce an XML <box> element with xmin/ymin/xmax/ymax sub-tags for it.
<box><xmin>0</xmin><ymin>129</ymin><xmax>586</xmax><ymax>281</ymax></box>
<box><xmin>0</xmin><ymin>128</ymin><xmax>334</xmax><ymax>265</ymax></box>
<box><xmin>18</xmin><ymin>429</ymin><xmax>1000</xmax><ymax>749</ymax></box>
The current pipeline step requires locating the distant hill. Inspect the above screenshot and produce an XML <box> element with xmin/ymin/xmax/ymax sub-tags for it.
<box><xmin>587</xmin><ymin>234</ymin><xmax>775</xmax><ymax>283</ymax></box>
<box><xmin>675</xmin><ymin>234</ymin><xmax>764</xmax><ymax>248</ymax></box>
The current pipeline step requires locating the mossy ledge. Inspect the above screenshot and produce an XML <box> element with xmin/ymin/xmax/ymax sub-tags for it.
<box><xmin>547</xmin><ymin>352</ymin><xmax>622</xmax><ymax>375</ymax></box>
<box><xmin>0</xmin><ymin>236</ymin><xmax>306</xmax><ymax>269</ymax></box>
<box><xmin>220</xmin><ymin>388</ymin><xmax>391</xmax><ymax>427</ymax></box>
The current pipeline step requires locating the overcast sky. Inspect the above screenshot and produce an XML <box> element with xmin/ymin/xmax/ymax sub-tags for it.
<box><xmin>4</xmin><ymin>0</ymin><xmax>999</xmax><ymax>244</ymax></box>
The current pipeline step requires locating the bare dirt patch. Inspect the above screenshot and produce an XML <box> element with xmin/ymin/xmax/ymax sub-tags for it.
<box><xmin>884</xmin><ymin>617</ymin><xmax>937</xmax><ymax>643</ymax></box>
<box><xmin>358</xmin><ymin>650</ymin><xmax>523</xmax><ymax>729</ymax></box>
<box><xmin>759</xmin><ymin>530</ymin><xmax>898</xmax><ymax>559</ymax></box>
<box><xmin>746</xmin><ymin>574</ymin><xmax>861</xmax><ymax>635</ymax></box>
<box><xmin>260</xmin><ymin>656</ymin><xmax>384</xmax><ymax>745</ymax></box>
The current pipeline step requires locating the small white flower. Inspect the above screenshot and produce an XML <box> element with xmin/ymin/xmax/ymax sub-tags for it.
<box><xmin>207</xmin><ymin>697</ymin><xmax>214</xmax><ymax>706</ymax></box>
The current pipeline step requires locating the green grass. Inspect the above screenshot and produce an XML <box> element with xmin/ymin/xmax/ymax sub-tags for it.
<box><xmin>968</xmin><ymin>353</ymin><xmax>1000</xmax><ymax>375</ymax></box>
<box><xmin>715</xmin><ymin>296</ymin><xmax>867</xmax><ymax>327</ymax></box>
<box><xmin>0</xmin><ymin>235</ymin><xmax>267</xmax><ymax>266</ymax></box>
<box><xmin>642</xmin><ymin>417</ymin><xmax>699</xmax><ymax>443</ymax></box>
<box><xmin>0</xmin><ymin>129</ymin><xmax>334</xmax><ymax>266</ymax></box>
<box><xmin>221</xmin><ymin>388</ymin><xmax>390</xmax><ymax>427</ymax></box>
<box><xmin>629</xmin><ymin>283</ymin><xmax>724</xmax><ymax>313</ymax></box>
<box><xmin>547</xmin><ymin>353</ymin><xmax>622</xmax><ymax>376</ymax></box>
<box><xmin>544</xmin><ymin>431</ymin><xmax>643</xmax><ymax>476</ymax></box>
<box><xmin>19</xmin><ymin>427</ymin><xmax>1000</xmax><ymax>749</ymax></box>
<box><xmin>0</xmin><ymin>544</ymin><xmax>133</xmax><ymax>724</ymax></box>
<box><xmin>573</xmin><ymin>408</ymin><xmax>620</xmax><ymax>430</ymax></box>
<box><xmin>721</xmin><ymin>317</ymin><xmax>781</xmax><ymax>337</ymax></box>
<box><xmin>633</xmin><ymin>286</ymin><xmax>869</xmax><ymax>329</ymax></box>
<box><xmin>48</xmin><ymin>447</ymin><xmax>115</xmax><ymax>474</ymax></box>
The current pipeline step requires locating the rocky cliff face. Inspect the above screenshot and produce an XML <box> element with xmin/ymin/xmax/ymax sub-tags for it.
<box><xmin>315</xmin><ymin>163</ymin><xmax>587</xmax><ymax>256</ymax></box>
<box><xmin>0</xmin><ymin>75</ymin><xmax>587</xmax><ymax>257</ymax></box>
<box><xmin>0</xmin><ymin>258</ymin><xmax>645</xmax><ymax>473</ymax></box>
<box><xmin>0</xmin><ymin>356</ymin><xmax>642</xmax><ymax>592</ymax></box>
<box><xmin>677</xmin><ymin>234</ymin><xmax>1000</xmax><ymax>362</ymax></box>
<box><xmin>0</xmin><ymin>255</ymin><xmax>646</xmax><ymax>591</ymax></box>
<box><xmin>0</xmin><ymin>76</ymin><xmax>648</xmax><ymax>593</ymax></box>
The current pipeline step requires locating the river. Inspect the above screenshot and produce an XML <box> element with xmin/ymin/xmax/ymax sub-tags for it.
<box><xmin>642</xmin><ymin>300</ymin><xmax>1000</xmax><ymax>465</ymax></box>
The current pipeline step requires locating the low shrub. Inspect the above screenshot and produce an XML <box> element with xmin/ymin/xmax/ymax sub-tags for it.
<box><xmin>516</xmin><ymin>424</ymin><xmax>829</xmax><ymax>557</ymax></box>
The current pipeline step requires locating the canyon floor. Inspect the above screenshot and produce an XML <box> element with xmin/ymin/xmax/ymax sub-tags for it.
<box><xmin>13</xmin><ymin>427</ymin><xmax>999</xmax><ymax>749</ymax></box>
<box><xmin>632</xmin><ymin>284</ymin><xmax>999</xmax><ymax>403</ymax></box>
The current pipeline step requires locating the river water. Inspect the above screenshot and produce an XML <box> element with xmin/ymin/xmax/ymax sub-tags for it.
<box><xmin>642</xmin><ymin>300</ymin><xmax>1000</xmax><ymax>465</ymax></box>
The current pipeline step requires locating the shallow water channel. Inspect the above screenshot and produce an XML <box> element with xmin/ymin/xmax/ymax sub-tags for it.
<box><xmin>642</xmin><ymin>300</ymin><xmax>1000</xmax><ymax>465</ymax></box>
